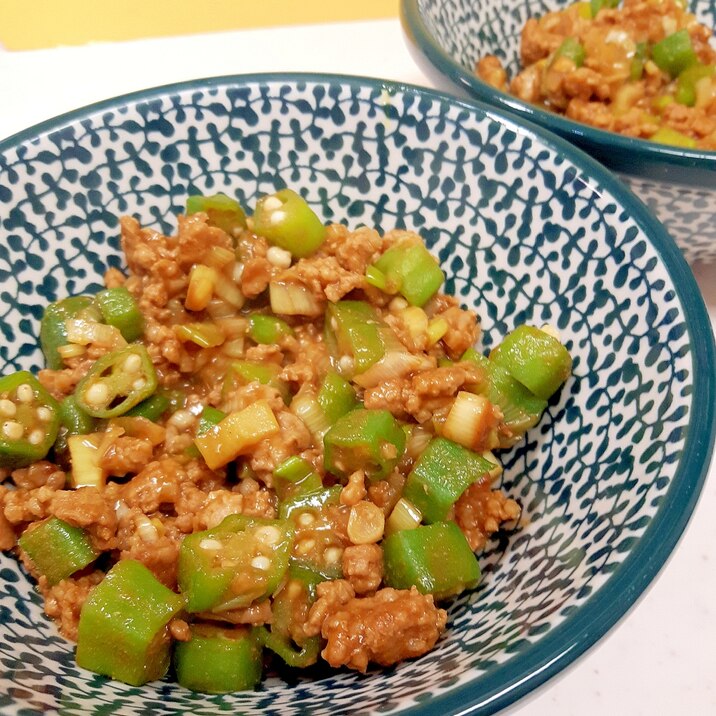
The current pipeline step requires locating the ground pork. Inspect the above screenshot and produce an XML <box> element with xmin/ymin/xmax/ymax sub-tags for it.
<box><xmin>455</xmin><ymin>483</ymin><xmax>522</xmax><ymax>551</ymax></box>
<box><xmin>341</xmin><ymin>544</ymin><xmax>383</xmax><ymax>595</ymax></box>
<box><xmin>315</xmin><ymin>586</ymin><xmax>447</xmax><ymax>672</ymax></box>
<box><xmin>41</xmin><ymin>570</ymin><xmax>104</xmax><ymax>641</ymax></box>
<box><xmin>51</xmin><ymin>487</ymin><xmax>118</xmax><ymax>552</ymax></box>
<box><xmin>363</xmin><ymin>363</ymin><xmax>482</xmax><ymax>423</ymax></box>
<box><xmin>100</xmin><ymin>436</ymin><xmax>155</xmax><ymax>477</ymax></box>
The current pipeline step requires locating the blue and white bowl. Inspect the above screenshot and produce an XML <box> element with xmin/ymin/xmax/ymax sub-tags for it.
<box><xmin>0</xmin><ymin>74</ymin><xmax>713</xmax><ymax>715</ymax></box>
<box><xmin>401</xmin><ymin>0</ymin><xmax>716</xmax><ymax>263</ymax></box>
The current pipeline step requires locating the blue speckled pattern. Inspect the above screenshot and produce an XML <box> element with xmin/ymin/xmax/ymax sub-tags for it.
<box><xmin>0</xmin><ymin>75</ymin><xmax>713</xmax><ymax>716</ymax></box>
<box><xmin>403</xmin><ymin>0</ymin><xmax>716</xmax><ymax>262</ymax></box>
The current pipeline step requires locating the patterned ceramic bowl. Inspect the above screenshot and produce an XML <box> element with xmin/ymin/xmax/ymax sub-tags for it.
<box><xmin>400</xmin><ymin>0</ymin><xmax>716</xmax><ymax>263</ymax></box>
<box><xmin>0</xmin><ymin>74</ymin><xmax>713</xmax><ymax>716</ymax></box>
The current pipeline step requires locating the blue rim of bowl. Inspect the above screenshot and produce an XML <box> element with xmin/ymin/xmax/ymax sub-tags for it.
<box><xmin>400</xmin><ymin>0</ymin><xmax>716</xmax><ymax>173</ymax></box>
<box><xmin>0</xmin><ymin>72</ymin><xmax>714</xmax><ymax>716</ymax></box>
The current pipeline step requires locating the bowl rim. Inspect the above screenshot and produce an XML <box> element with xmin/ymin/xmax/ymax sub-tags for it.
<box><xmin>0</xmin><ymin>72</ymin><xmax>714</xmax><ymax>716</ymax></box>
<box><xmin>400</xmin><ymin>0</ymin><xmax>716</xmax><ymax>169</ymax></box>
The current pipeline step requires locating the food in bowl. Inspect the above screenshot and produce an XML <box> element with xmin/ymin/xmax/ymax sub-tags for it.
<box><xmin>0</xmin><ymin>188</ymin><xmax>571</xmax><ymax>692</ymax></box>
<box><xmin>476</xmin><ymin>0</ymin><xmax>716</xmax><ymax>149</ymax></box>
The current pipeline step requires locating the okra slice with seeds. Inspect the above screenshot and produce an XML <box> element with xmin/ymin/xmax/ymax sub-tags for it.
<box><xmin>178</xmin><ymin>514</ymin><xmax>295</xmax><ymax>613</ymax></box>
<box><xmin>252</xmin><ymin>188</ymin><xmax>326</xmax><ymax>258</ymax></box>
<box><xmin>0</xmin><ymin>371</ymin><xmax>60</xmax><ymax>468</ymax></box>
<box><xmin>74</xmin><ymin>344</ymin><xmax>158</xmax><ymax>419</ymax></box>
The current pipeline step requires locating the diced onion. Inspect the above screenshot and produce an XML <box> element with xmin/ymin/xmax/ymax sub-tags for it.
<box><xmin>203</xmin><ymin>245</ymin><xmax>236</xmax><ymax>269</ymax></box>
<box><xmin>185</xmin><ymin>265</ymin><xmax>218</xmax><ymax>311</ymax></box>
<box><xmin>213</xmin><ymin>273</ymin><xmax>245</xmax><ymax>308</ymax></box>
<box><xmin>442</xmin><ymin>391</ymin><xmax>493</xmax><ymax>450</ymax></box>
<box><xmin>65</xmin><ymin>318</ymin><xmax>127</xmax><ymax>349</ymax></box>
<box><xmin>353</xmin><ymin>352</ymin><xmax>434</xmax><ymax>389</ymax></box>
<box><xmin>482</xmin><ymin>450</ymin><xmax>504</xmax><ymax>482</ymax></box>
<box><xmin>290</xmin><ymin>390</ymin><xmax>330</xmax><ymax>438</ymax></box>
<box><xmin>269</xmin><ymin>282</ymin><xmax>322</xmax><ymax>316</ymax></box>
<box><xmin>385</xmin><ymin>497</ymin><xmax>422</xmax><ymax>536</ymax></box>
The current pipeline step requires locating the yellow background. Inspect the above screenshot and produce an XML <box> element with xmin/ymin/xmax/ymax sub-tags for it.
<box><xmin>2</xmin><ymin>0</ymin><xmax>397</xmax><ymax>51</ymax></box>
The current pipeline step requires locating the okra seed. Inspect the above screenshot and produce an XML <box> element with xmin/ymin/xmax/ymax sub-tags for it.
<box><xmin>2</xmin><ymin>421</ymin><xmax>24</xmax><ymax>441</ymax></box>
<box><xmin>266</xmin><ymin>246</ymin><xmax>292</xmax><ymax>269</ymax></box>
<box><xmin>254</xmin><ymin>525</ymin><xmax>281</xmax><ymax>545</ymax></box>
<box><xmin>169</xmin><ymin>410</ymin><xmax>194</xmax><ymax>429</ymax></box>
<box><xmin>297</xmin><ymin>538</ymin><xmax>316</xmax><ymax>555</ymax></box>
<box><xmin>199</xmin><ymin>538</ymin><xmax>223</xmax><ymax>551</ymax></box>
<box><xmin>36</xmin><ymin>406</ymin><xmax>53</xmax><ymax>422</ymax></box>
<box><xmin>16</xmin><ymin>384</ymin><xmax>34</xmax><ymax>403</ymax></box>
<box><xmin>262</xmin><ymin>195</ymin><xmax>283</xmax><ymax>212</ymax></box>
<box><xmin>132</xmin><ymin>379</ymin><xmax>146</xmax><ymax>391</ymax></box>
<box><xmin>0</xmin><ymin>399</ymin><xmax>16</xmax><ymax>417</ymax></box>
<box><xmin>324</xmin><ymin>547</ymin><xmax>343</xmax><ymax>564</ymax></box>
<box><xmin>251</xmin><ymin>556</ymin><xmax>271</xmax><ymax>571</ymax></box>
<box><xmin>269</xmin><ymin>209</ymin><xmax>286</xmax><ymax>225</ymax></box>
<box><xmin>85</xmin><ymin>382</ymin><xmax>110</xmax><ymax>406</ymax></box>
<box><xmin>298</xmin><ymin>513</ymin><xmax>315</xmax><ymax>527</ymax></box>
<box><xmin>540</xmin><ymin>324</ymin><xmax>561</xmax><ymax>340</ymax></box>
<box><xmin>389</xmin><ymin>296</ymin><xmax>409</xmax><ymax>312</ymax></box>
<box><xmin>28</xmin><ymin>429</ymin><xmax>45</xmax><ymax>445</ymax></box>
<box><xmin>123</xmin><ymin>354</ymin><xmax>142</xmax><ymax>373</ymax></box>
<box><xmin>338</xmin><ymin>355</ymin><xmax>354</xmax><ymax>373</ymax></box>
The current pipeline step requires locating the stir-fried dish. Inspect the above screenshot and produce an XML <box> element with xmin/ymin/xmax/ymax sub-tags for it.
<box><xmin>0</xmin><ymin>189</ymin><xmax>571</xmax><ymax>692</ymax></box>
<box><xmin>477</xmin><ymin>0</ymin><xmax>716</xmax><ymax>149</ymax></box>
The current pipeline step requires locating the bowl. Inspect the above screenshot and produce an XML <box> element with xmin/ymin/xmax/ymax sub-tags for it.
<box><xmin>0</xmin><ymin>73</ymin><xmax>713</xmax><ymax>715</ymax></box>
<box><xmin>400</xmin><ymin>0</ymin><xmax>716</xmax><ymax>263</ymax></box>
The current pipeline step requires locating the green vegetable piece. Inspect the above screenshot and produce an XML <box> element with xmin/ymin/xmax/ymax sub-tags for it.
<box><xmin>253</xmin><ymin>188</ymin><xmax>326</xmax><ymax>258</ymax></box>
<box><xmin>326</xmin><ymin>301</ymin><xmax>389</xmax><ymax>374</ymax></box>
<box><xmin>248</xmin><ymin>314</ymin><xmax>294</xmax><ymax>344</ymax></box>
<box><xmin>317</xmin><ymin>371</ymin><xmax>358</xmax><ymax>424</ymax></box>
<box><xmin>650</xmin><ymin>126</ymin><xmax>698</xmax><ymax>148</ymax></box>
<box><xmin>76</xmin><ymin>559</ymin><xmax>184</xmax><ymax>686</ymax></box>
<box><xmin>40</xmin><ymin>295</ymin><xmax>94</xmax><ymax>369</ymax></box>
<box><xmin>555</xmin><ymin>37</ymin><xmax>585</xmax><ymax>67</ymax></box>
<box><xmin>675</xmin><ymin>63</ymin><xmax>715</xmax><ymax>106</ymax></box>
<box><xmin>589</xmin><ymin>0</ymin><xmax>618</xmax><ymax>16</ymax></box>
<box><xmin>94</xmin><ymin>287</ymin><xmax>144</xmax><ymax>342</ymax></box>
<box><xmin>174</xmin><ymin>624</ymin><xmax>263</xmax><ymax>693</ymax></box>
<box><xmin>126</xmin><ymin>393</ymin><xmax>171</xmax><ymax>422</ymax></box>
<box><xmin>54</xmin><ymin>394</ymin><xmax>97</xmax><ymax>458</ymax></box>
<box><xmin>75</xmin><ymin>344</ymin><xmax>158</xmax><ymax>418</ymax></box>
<box><xmin>279</xmin><ymin>485</ymin><xmax>342</xmax><ymax>521</ymax></box>
<box><xmin>0</xmin><ymin>371</ymin><xmax>60</xmax><ymax>468</ymax></box>
<box><xmin>383</xmin><ymin>522</ymin><xmax>480</xmax><ymax>600</ymax></box>
<box><xmin>178</xmin><ymin>514</ymin><xmax>294</xmax><ymax>613</ymax></box>
<box><xmin>404</xmin><ymin>437</ymin><xmax>495</xmax><ymax>523</ymax></box>
<box><xmin>652</xmin><ymin>29</ymin><xmax>697</xmax><ymax>78</ymax></box>
<box><xmin>323</xmin><ymin>409</ymin><xmax>406</xmax><ymax>481</ymax></box>
<box><xmin>58</xmin><ymin>394</ymin><xmax>96</xmax><ymax>435</ymax></box>
<box><xmin>224</xmin><ymin>360</ymin><xmax>291</xmax><ymax>404</ymax></box>
<box><xmin>273</xmin><ymin>456</ymin><xmax>323</xmax><ymax>502</ymax></box>
<box><xmin>280</xmin><ymin>487</ymin><xmax>343</xmax><ymax>578</ymax></box>
<box><xmin>630</xmin><ymin>41</ymin><xmax>648</xmax><ymax>81</ymax></box>
<box><xmin>186</xmin><ymin>193</ymin><xmax>247</xmax><ymax>236</ymax></box>
<box><xmin>372</xmin><ymin>241</ymin><xmax>445</xmax><ymax>307</ymax></box>
<box><xmin>18</xmin><ymin>517</ymin><xmax>97</xmax><ymax>585</ymax></box>
<box><xmin>462</xmin><ymin>348</ymin><xmax>548</xmax><ymax>446</ymax></box>
<box><xmin>259</xmin><ymin>564</ymin><xmax>324</xmax><ymax>668</ymax></box>
<box><xmin>489</xmin><ymin>325</ymin><xmax>572</xmax><ymax>400</ymax></box>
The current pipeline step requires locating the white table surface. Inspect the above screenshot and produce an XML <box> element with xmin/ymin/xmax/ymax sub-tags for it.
<box><xmin>1</xmin><ymin>18</ymin><xmax>714</xmax><ymax>716</ymax></box>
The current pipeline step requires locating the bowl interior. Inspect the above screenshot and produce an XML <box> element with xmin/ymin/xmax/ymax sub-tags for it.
<box><xmin>414</xmin><ymin>0</ymin><xmax>716</xmax><ymax>98</ymax></box>
<box><xmin>0</xmin><ymin>75</ymin><xmax>713</xmax><ymax>716</ymax></box>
